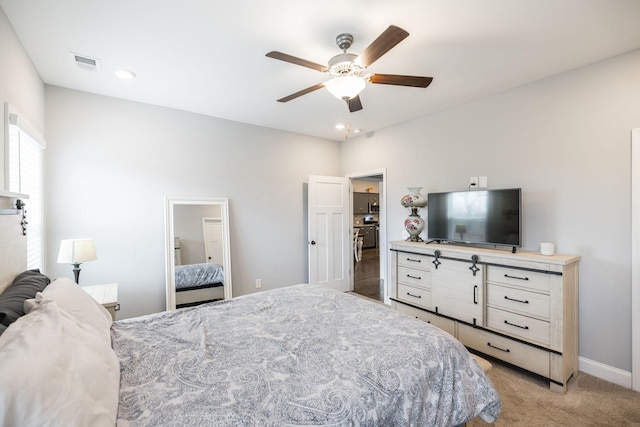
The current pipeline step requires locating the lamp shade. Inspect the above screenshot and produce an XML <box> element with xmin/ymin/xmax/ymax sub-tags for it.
<box><xmin>325</xmin><ymin>76</ymin><xmax>366</xmax><ymax>100</ymax></box>
<box><xmin>57</xmin><ymin>239</ymin><xmax>97</xmax><ymax>264</ymax></box>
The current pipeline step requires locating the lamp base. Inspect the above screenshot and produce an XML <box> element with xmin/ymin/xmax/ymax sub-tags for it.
<box><xmin>72</xmin><ymin>263</ymin><xmax>82</xmax><ymax>284</ymax></box>
<box><xmin>404</xmin><ymin>207</ymin><xmax>425</xmax><ymax>242</ymax></box>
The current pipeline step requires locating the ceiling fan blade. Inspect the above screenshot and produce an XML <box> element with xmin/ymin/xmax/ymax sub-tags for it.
<box><xmin>369</xmin><ymin>74</ymin><xmax>433</xmax><ymax>88</ymax></box>
<box><xmin>355</xmin><ymin>25</ymin><xmax>409</xmax><ymax>68</ymax></box>
<box><xmin>277</xmin><ymin>83</ymin><xmax>325</xmax><ymax>103</ymax></box>
<box><xmin>347</xmin><ymin>95</ymin><xmax>363</xmax><ymax>112</ymax></box>
<box><xmin>266</xmin><ymin>51</ymin><xmax>328</xmax><ymax>72</ymax></box>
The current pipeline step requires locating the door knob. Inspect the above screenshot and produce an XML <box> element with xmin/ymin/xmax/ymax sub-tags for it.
<box><xmin>310</xmin><ymin>240</ymin><xmax>316</xmax><ymax>245</ymax></box>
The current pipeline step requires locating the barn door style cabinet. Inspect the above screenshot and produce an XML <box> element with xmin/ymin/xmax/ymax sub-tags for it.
<box><xmin>389</xmin><ymin>241</ymin><xmax>580</xmax><ymax>392</ymax></box>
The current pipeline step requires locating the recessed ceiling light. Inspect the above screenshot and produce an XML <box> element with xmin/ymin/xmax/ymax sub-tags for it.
<box><xmin>115</xmin><ymin>69</ymin><xmax>136</xmax><ymax>79</ymax></box>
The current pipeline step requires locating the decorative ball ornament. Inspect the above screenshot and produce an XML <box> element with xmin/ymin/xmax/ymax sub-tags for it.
<box><xmin>401</xmin><ymin>187</ymin><xmax>427</xmax><ymax>242</ymax></box>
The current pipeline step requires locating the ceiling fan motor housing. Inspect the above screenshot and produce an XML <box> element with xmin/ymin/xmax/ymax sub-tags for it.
<box><xmin>328</xmin><ymin>53</ymin><xmax>363</xmax><ymax>77</ymax></box>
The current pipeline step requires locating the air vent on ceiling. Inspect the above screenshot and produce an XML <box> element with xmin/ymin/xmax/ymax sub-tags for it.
<box><xmin>71</xmin><ymin>53</ymin><xmax>101</xmax><ymax>73</ymax></box>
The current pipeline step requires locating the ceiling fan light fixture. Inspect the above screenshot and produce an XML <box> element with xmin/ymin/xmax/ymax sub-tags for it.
<box><xmin>325</xmin><ymin>76</ymin><xmax>366</xmax><ymax>101</ymax></box>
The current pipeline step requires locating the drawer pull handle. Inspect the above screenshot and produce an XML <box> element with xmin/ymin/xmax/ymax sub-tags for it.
<box><xmin>473</xmin><ymin>285</ymin><xmax>478</xmax><ymax>304</ymax></box>
<box><xmin>504</xmin><ymin>274</ymin><xmax>529</xmax><ymax>281</ymax></box>
<box><xmin>406</xmin><ymin>274</ymin><xmax>422</xmax><ymax>280</ymax></box>
<box><xmin>406</xmin><ymin>258</ymin><xmax>422</xmax><ymax>263</ymax></box>
<box><xmin>487</xmin><ymin>342</ymin><xmax>511</xmax><ymax>353</ymax></box>
<box><xmin>504</xmin><ymin>320</ymin><xmax>529</xmax><ymax>330</ymax></box>
<box><xmin>406</xmin><ymin>292</ymin><xmax>422</xmax><ymax>299</ymax></box>
<box><xmin>504</xmin><ymin>296</ymin><xmax>529</xmax><ymax>304</ymax></box>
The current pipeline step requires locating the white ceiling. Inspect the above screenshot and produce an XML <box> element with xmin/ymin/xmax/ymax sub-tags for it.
<box><xmin>3</xmin><ymin>0</ymin><xmax>640</xmax><ymax>141</ymax></box>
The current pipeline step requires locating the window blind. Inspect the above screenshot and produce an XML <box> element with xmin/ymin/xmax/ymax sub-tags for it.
<box><xmin>7</xmin><ymin>108</ymin><xmax>45</xmax><ymax>271</ymax></box>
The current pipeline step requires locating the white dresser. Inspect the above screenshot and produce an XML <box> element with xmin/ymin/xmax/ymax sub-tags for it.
<box><xmin>390</xmin><ymin>241</ymin><xmax>580</xmax><ymax>392</ymax></box>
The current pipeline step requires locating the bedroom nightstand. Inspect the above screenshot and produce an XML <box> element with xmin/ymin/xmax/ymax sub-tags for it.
<box><xmin>82</xmin><ymin>283</ymin><xmax>119</xmax><ymax>320</ymax></box>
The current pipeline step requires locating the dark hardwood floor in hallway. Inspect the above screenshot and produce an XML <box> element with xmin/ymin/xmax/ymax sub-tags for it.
<box><xmin>353</xmin><ymin>247</ymin><xmax>383</xmax><ymax>301</ymax></box>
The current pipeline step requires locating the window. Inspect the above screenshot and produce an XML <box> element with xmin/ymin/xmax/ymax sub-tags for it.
<box><xmin>6</xmin><ymin>105</ymin><xmax>46</xmax><ymax>270</ymax></box>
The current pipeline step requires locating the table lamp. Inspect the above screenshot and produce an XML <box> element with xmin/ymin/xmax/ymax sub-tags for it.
<box><xmin>57</xmin><ymin>239</ymin><xmax>97</xmax><ymax>284</ymax></box>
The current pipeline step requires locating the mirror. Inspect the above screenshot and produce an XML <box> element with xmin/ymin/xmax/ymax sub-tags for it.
<box><xmin>165</xmin><ymin>197</ymin><xmax>232</xmax><ymax>310</ymax></box>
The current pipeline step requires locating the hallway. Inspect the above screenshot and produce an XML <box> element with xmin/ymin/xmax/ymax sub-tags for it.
<box><xmin>353</xmin><ymin>247</ymin><xmax>383</xmax><ymax>301</ymax></box>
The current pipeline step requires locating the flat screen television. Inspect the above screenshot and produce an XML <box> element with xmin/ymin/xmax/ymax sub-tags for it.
<box><xmin>427</xmin><ymin>188</ymin><xmax>521</xmax><ymax>250</ymax></box>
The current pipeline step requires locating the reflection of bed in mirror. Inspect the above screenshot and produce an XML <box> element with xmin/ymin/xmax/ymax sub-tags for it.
<box><xmin>174</xmin><ymin>262</ymin><xmax>224</xmax><ymax>308</ymax></box>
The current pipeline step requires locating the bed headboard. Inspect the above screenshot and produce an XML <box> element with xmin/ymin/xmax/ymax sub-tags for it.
<box><xmin>0</xmin><ymin>212</ymin><xmax>27</xmax><ymax>294</ymax></box>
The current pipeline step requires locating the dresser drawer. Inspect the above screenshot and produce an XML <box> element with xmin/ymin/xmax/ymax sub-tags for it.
<box><xmin>487</xmin><ymin>284</ymin><xmax>550</xmax><ymax>319</ymax></box>
<box><xmin>397</xmin><ymin>283</ymin><xmax>431</xmax><ymax>309</ymax></box>
<box><xmin>395</xmin><ymin>302</ymin><xmax>456</xmax><ymax>336</ymax></box>
<box><xmin>397</xmin><ymin>252</ymin><xmax>431</xmax><ymax>270</ymax></box>
<box><xmin>487</xmin><ymin>307</ymin><xmax>550</xmax><ymax>346</ymax></box>
<box><xmin>487</xmin><ymin>266</ymin><xmax>551</xmax><ymax>293</ymax></box>
<box><xmin>458</xmin><ymin>323</ymin><xmax>550</xmax><ymax>378</ymax></box>
<box><xmin>397</xmin><ymin>266</ymin><xmax>430</xmax><ymax>289</ymax></box>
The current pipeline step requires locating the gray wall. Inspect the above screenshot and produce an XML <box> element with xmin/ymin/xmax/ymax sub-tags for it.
<box><xmin>44</xmin><ymin>87</ymin><xmax>342</xmax><ymax>319</ymax></box>
<box><xmin>341</xmin><ymin>49</ymin><xmax>640</xmax><ymax>373</ymax></box>
<box><xmin>0</xmin><ymin>8</ymin><xmax>45</xmax><ymax>189</ymax></box>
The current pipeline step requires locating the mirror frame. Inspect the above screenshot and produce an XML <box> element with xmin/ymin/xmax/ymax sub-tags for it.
<box><xmin>164</xmin><ymin>196</ymin><xmax>232</xmax><ymax>310</ymax></box>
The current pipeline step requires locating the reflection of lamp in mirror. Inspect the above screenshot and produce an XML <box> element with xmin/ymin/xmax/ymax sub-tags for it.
<box><xmin>57</xmin><ymin>239</ymin><xmax>97</xmax><ymax>284</ymax></box>
<box><xmin>455</xmin><ymin>224</ymin><xmax>467</xmax><ymax>240</ymax></box>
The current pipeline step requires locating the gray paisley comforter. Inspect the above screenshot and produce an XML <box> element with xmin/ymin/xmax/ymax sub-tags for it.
<box><xmin>111</xmin><ymin>284</ymin><xmax>501</xmax><ymax>426</ymax></box>
<box><xmin>175</xmin><ymin>263</ymin><xmax>224</xmax><ymax>290</ymax></box>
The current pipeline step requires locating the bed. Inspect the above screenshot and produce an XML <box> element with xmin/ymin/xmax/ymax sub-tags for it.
<box><xmin>1</xmin><ymin>283</ymin><xmax>501</xmax><ymax>426</ymax></box>
<box><xmin>175</xmin><ymin>262</ymin><xmax>225</xmax><ymax>307</ymax></box>
<box><xmin>0</xmin><ymin>213</ymin><xmax>501</xmax><ymax>426</ymax></box>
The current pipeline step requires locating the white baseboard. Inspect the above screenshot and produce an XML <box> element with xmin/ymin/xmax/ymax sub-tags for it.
<box><xmin>578</xmin><ymin>356</ymin><xmax>632</xmax><ymax>389</ymax></box>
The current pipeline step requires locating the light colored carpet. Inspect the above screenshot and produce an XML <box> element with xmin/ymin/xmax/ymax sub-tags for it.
<box><xmin>471</xmin><ymin>356</ymin><xmax>640</xmax><ymax>426</ymax></box>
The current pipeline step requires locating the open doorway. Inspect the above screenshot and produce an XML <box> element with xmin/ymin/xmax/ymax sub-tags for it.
<box><xmin>350</xmin><ymin>171</ymin><xmax>386</xmax><ymax>302</ymax></box>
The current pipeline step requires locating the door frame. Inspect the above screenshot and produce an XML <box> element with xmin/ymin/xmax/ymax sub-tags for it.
<box><xmin>631</xmin><ymin>128</ymin><xmax>640</xmax><ymax>391</ymax></box>
<box><xmin>346</xmin><ymin>168</ymin><xmax>388</xmax><ymax>302</ymax></box>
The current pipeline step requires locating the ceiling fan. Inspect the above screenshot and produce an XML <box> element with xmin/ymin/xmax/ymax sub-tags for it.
<box><xmin>266</xmin><ymin>25</ymin><xmax>433</xmax><ymax>113</ymax></box>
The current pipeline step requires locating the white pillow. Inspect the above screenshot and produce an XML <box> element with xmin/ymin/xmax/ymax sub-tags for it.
<box><xmin>0</xmin><ymin>296</ymin><xmax>120</xmax><ymax>427</ymax></box>
<box><xmin>25</xmin><ymin>278</ymin><xmax>112</xmax><ymax>344</ymax></box>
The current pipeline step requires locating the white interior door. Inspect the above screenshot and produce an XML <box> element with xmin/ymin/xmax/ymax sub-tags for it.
<box><xmin>203</xmin><ymin>218</ymin><xmax>223</xmax><ymax>265</ymax></box>
<box><xmin>308</xmin><ymin>175</ymin><xmax>350</xmax><ymax>292</ymax></box>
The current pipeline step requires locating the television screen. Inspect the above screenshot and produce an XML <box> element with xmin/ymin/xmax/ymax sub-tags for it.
<box><xmin>427</xmin><ymin>188</ymin><xmax>521</xmax><ymax>248</ymax></box>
